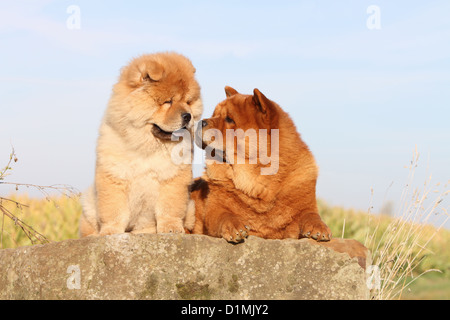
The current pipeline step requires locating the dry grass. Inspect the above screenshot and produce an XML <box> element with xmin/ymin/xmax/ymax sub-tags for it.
<box><xmin>365</xmin><ymin>150</ymin><xmax>449</xmax><ymax>299</ymax></box>
<box><xmin>320</xmin><ymin>148</ymin><xmax>450</xmax><ymax>300</ymax></box>
<box><xmin>0</xmin><ymin>194</ymin><xmax>82</xmax><ymax>249</ymax></box>
<box><xmin>1</xmin><ymin>147</ymin><xmax>80</xmax><ymax>248</ymax></box>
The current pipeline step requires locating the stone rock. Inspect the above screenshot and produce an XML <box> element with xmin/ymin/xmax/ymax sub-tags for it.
<box><xmin>0</xmin><ymin>234</ymin><xmax>370</xmax><ymax>300</ymax></box>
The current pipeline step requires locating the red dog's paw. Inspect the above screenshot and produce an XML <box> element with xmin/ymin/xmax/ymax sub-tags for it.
<box><xmin>220</xmin><ymin>215</ymin><xmax>250</xmax><ymax>244</ymax></box>
<box><xmin>300</xmin><ymin>214</ymin><xmax>332</xmax><ymax>241</ymax></box>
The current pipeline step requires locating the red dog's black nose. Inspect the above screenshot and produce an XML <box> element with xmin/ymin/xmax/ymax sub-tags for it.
<box><xmin>201</xmin><ymin>119</ymin><xmax>208</xmax><ymax>127</ymax></box>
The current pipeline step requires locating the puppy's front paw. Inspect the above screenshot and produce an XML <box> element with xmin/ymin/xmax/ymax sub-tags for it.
<box><xmin>157</xmin><ymin>219</ymin><xmax>185</xmax><ymax>234</ymax></box>
<box><xmin>99</xmin><ymin>225</ymin><xmax>124</xmax><ymax>236</ymax></box>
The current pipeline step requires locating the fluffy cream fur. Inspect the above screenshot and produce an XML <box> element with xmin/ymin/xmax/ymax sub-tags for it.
<box><xmin>80</xmin><ymin>52</ymin><xmax>202</xmax><ymax>237</ymax></box>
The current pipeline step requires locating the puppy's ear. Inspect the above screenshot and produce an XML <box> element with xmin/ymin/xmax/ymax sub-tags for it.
<box><xmin>125</xmin><ymin>60</ymin><xmax>164</xmax><ymax>88</ymax></box>
<box><xmin>252</xmin><ymin>89</ymin><xmax>279</xmax><ymax>127</ymax></box>
<box><xmin>141</xmin><ymin>61</ymin><xmax>164</xmax><ymax>82</ymax></box>
<box><xmin>225</xmin><ymin>86</ymin><xmax>238</xmax><ymax>98</ymax></box>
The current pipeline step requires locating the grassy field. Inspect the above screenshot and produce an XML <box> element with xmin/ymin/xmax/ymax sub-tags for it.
<box><xmin>318</xmin><ymin>199</ymin><xmax>450</xmax><ymax>300</ymax></box>
<box><xmin>1</xmin><ymin>193</ymin><xmax>449</xmax><ymax>299</ymax></box>
<box><xmin>400</xmin><ymin>274</ymin><xmax>450</xmax><ymax>300</ymax></box>
<box><xmin>0</xmin><ymin>194</ymin><xmax>81</xmax><ymax>247</ymax></box>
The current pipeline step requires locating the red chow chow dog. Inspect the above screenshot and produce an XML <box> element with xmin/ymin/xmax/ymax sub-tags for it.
<box><xmin>190</xmin><ymin>86</ymin><xmax>331</xmax><ymax>243</ymax></box>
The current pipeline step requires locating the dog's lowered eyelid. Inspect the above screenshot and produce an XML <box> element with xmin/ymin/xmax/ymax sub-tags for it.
<box><xmin>225</xmin><ymin>116</ymin><xmax>235</xmax><ymax>123</ymax></box>
<box><xmin>187</xmin><ymin>96</ymin><xmax>200</xmax><ymax>105</ymax></box>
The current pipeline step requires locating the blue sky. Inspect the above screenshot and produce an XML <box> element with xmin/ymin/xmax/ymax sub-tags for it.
<box><xmin>1</xmin><ymin>1</ymin><xmax>449</xmax><ymax>227</ymax></box>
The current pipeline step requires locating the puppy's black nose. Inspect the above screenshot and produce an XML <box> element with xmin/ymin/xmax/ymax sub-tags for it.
<box><xmin>201</xmin><ymin>120</ymin><xmax>208</xmax><ymax>127</ymax></box>
<box><xmin>181</xmin><ymin>113</ymin><xmax>192</xmax><ymax>125</ymax></box>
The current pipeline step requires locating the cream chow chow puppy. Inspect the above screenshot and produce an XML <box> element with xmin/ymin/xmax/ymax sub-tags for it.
<box><xmin>79</xmin><ymin>52</ymin><xmax>202</xmax><ymax>237</ymax></box>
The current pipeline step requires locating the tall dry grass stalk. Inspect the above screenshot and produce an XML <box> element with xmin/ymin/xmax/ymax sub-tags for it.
<box><xmin>1</xmin><ymin>148</ymin><xmax>79</xmax><ymax>248</ymax></box>
<box><xmin>365</xmin><ymin>147</ymin><xmax>449</xmax><ymax>300</ymax></box>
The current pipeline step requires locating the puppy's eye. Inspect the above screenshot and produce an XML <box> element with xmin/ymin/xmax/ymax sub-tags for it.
<box><xmin>225</xmin><ymin>116</ymin><xmax>234</xmax><ymax>124</ymax></box>
<box><xmin>187</xmin><ymin>97</ymin><xmax>198</xmax><ymax>106</ymax></box>
<box><xmin>163</xmin><ymin>99</ymin><xmax>173</xmax><ymax>106</ymax></box>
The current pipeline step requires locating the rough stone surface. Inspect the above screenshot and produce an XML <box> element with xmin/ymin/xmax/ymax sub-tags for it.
<box><xmin>0</xmin><ymin>234</ymin><xmax>370</xmax><ymax>300</ymax></box>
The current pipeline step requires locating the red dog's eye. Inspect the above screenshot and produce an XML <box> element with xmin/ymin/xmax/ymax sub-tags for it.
<box><xmin>225</xmin><ymin>116</ymin><xmax>234</xmax><ymax>124</ymax></box>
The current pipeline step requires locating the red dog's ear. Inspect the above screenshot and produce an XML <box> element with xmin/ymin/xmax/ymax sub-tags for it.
<box><xmin>252</xmin><ymin>89</ymin><xmax>272</xmax><ymax>114</ymax></box>
<box><xmin>225</xmin><ymin>86</ymin><xmax>238</xmax><ymax>98</ymax></box>
<box><xmin>252</xmin><ymin>89</ymin><xmax>279</xmax><ymax>128</ymax></box>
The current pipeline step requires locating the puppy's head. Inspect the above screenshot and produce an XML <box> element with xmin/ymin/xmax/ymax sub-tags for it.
<box><xmin>111</xmin><ymin>52</ymin><xmax>202</xmax><ymax>141</ymax></box>
<box><xmin>195</xmin><ymin>86</ymin><xmax>279</xmax><ymax>163</ymax></box>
